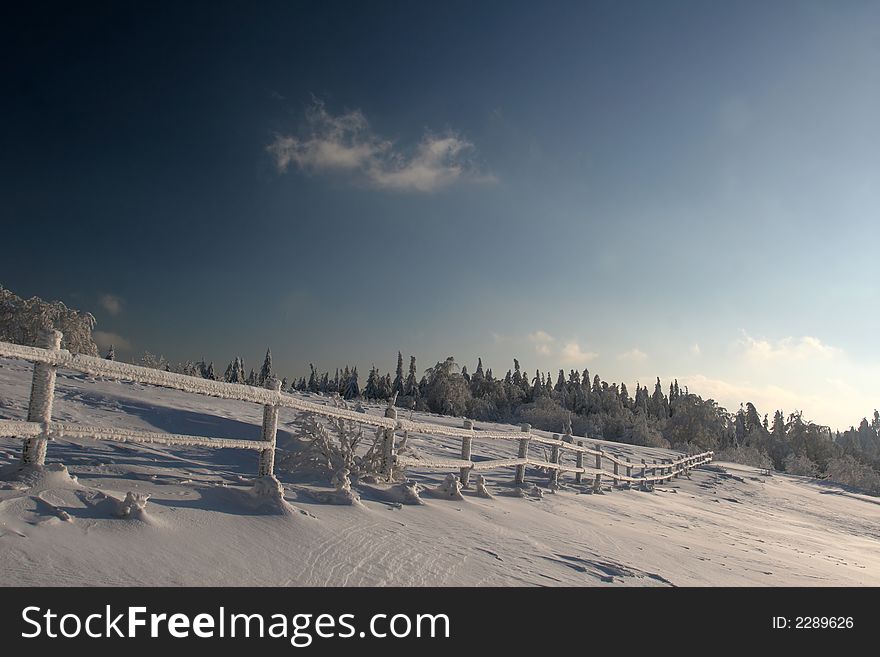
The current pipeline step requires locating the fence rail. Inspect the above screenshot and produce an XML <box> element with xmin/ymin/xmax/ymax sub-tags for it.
<box><xmin>0</xmin><ymin>331</ymin><xmax>713</xmax><ymax>493</ymax></box>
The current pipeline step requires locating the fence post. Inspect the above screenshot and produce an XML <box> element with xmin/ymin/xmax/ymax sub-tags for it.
<box><xmin>460</xmin><ymin>419</ymin><xmax>474</xmax><ymax>487</ymax></box>
<box><xmin>515</xmin><ymin>423</ymin><xmax>530</xmax><ymax>485</ymax></box>
<box><xmin>626</xmin><ymin>457</ymin><xmax>632</xmax><ymax>488</ymax></box>
<box><xmin>612</xmin><ymin>459</ymin><xmax>619</xmax><ymax>487</ymax></box>
<box><xmin>652</xmin><ymin>459</ymin><xmax>658</xmax><ymax>477</ymax></box>
<box><xmin>549</xmin><ymin>434</ymin><xmax>560</xmax><ymax>488</ymax></box>
<box><xmin>382</xmin><ymin>406</ymin><xmax>398</xmax><ymax>480</ymax></box>
<box><xmin>593</xmin><ymin>445</ymin><xmax>603</xmax><ymax>493</ymax></box>
<box><xmin>257</xmin><ymin>377</ymin><xmax>282</xmax><ymax>477</ymax></box>
<box><xmin>20</xmin><ymin>329</ymin><xmax>62</xmax><ymax>467</ymax></box>
<box><xmin>575</xmin><ymin>441</ymin><xmax>584</xmax><ymax>484</ymax></box>
<box><xmin>640</xmin><ymin>458</ymin><xmax>647</xmax><ymax>489</ymax></box>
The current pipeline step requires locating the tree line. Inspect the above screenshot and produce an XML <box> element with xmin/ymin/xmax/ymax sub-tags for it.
<box><xmin>177</xmin><ymin>348</ymin><xmax>880</xmax><ymax>493</ymax></box>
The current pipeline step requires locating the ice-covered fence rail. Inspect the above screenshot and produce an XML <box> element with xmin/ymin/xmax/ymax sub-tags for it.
<box><xmin>0</xmin><ymin>339</ymin><xmax>395</xmax><ymax>428</ymax></box>
<box><xmin>0</xmin><ymin>421</ymin><xmax>264</xmax><ymax>451</ymax></box>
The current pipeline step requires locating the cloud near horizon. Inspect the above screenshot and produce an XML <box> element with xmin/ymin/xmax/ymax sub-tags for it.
<box><xmin>267</xmin><ymin>99</ymin><xmax>495</xmax><ymax>192</ymax></box>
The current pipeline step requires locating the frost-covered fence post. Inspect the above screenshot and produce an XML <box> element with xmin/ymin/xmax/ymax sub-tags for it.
<box><xmin>575</xmin><ymin>441</ymin><xmax>584</xmax><ymax>484</ymax></box>
<box><xmin>257</xmin><ymin>377</ymin><xmax>282</xmax><ymax>477</ymax></box>
<box><xmin>515</xmin><ymin>423</ymin><xmax>531</xmax><ymax>485</ymax></box>
<box><xmin>625</xmin><ymin>457</ymin><xmax>632</xmax><ymax>488</ymax></box>
<box><xmin>593</xmin><ymin>445</ymin><xmax>603</xmax><ymax>493</ymax></box>
<box><xmin>612</xmin><ymin>459</ymin><xmax>619</xmax><ymax>487</ymax></box>
<box><xmin>651</xmin><ymin>459</ymin><xmax>658</xmax><ymax>477</ymax></box>
<box><xmin>549</xmin><ymin>434</ymin><xmax>560</xmax><ymax>488</ymax></box>
<box><xmin>382</xmin><ymin>406</ymin><xmax>398</xmax><ymax>480</ymax></box>
<box><xmin>21</xmin><ymin>329</ymin><xmax>62</xmax><ymax>466</ymax></box>
<box><xmin>460</xmin><ymin>419</ymin><xmax>474</xmax><ymax>487</ymax></box>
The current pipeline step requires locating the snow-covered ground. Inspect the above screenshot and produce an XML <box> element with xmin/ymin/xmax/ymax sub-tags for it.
<box><xmin>1</xmin><ymin>357</ymin><xmax>878</xmax><ymax>586</ymax></box>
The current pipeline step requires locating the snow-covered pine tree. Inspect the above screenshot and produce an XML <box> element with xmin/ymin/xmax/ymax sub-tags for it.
<box><xmin>392</xmin><ymin>352</ymin><xmax>404</xmax><ymax>397</ymax></box>
<box><xmin>532</xmin><ymin>369</ymin><xmax>543</xmax><ymax>398</ymax></box>
<box><xmin>105</xmin><ymin>345</ymin><xmax>116</xmax><ymax>361</ymax></box>
<box><xmin>204</xmin><ymin>361</ymin><xmax>216</xmax><ymax>380</ymax></box>
<box><xmin>404</xmin><ymin>356</ymin><xmax>418</xmax><ymax>397</ymax></box>
<box><xmin>377</xmin><ymin>372</ymin><xmax>392</xmax><ymax>400</ymax></box>
<box><xmin>246</xmin><ymin>368</ymin><xmax>257</xmax><ymax>386</ymax></box>
<box><xmin>364</xmin><ymin>366</ymin><xmax>380</xmax><ymax>400</ymax></box>
<box><xmin>258</xmin><ymin>348</ymin><xmax>273</xmax><ymax>385</ymax></box>
<box><xmin>512</xmin><ymin>359</ymin><xmax>522</xmax><ymax>386</ymax></box>
<box><xmin>344</xmin><ymin>367</ymin><xmax>360</xmax><ymax>399</ymax></box>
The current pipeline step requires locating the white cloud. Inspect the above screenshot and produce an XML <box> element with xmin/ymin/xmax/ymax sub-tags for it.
<box><xmin>99</xmin><ymin>294</ymin><xmax>123</xmax><ymax>316</ymax></box>
<box><xmin>560</xmin><ymin>341</ymin><xmax>598</xmax><ymax>366</ymax></box>
<box><xmin>92</xmin><ymin>331</ymin><xmax>131</xmax><ymax>352</ymax></box>
<box><xmin>618</xmin><ymin>348</ymin><xmax>647</xmax><ymax>363</ymax></box>
<box><xmin>738</xmin><ymin>331</ymin><xmax>842</xmax><ymax>363</ymax></box>
<box><xmin>267</xmin><ymin>99</ymin><xmax>495</xmax><ymax>192</ymax></box>
<box><xmin>675</xmin><ymin>330</ymin><xmax>880</xmax><ymax>429</ymax></box>
<box><xmin>691</xmin><ymin>343</ymin><xmax>701</xmax><ymax>356</ymax></box>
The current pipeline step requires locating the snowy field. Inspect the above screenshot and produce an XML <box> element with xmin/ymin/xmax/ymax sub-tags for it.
<box><xmin>1</xmin><ymin>357</ymin><xmax>878</xmax><ymax>586</ymax></box>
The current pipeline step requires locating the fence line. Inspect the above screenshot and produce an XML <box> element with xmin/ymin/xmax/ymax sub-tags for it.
<box><xmin>0</xmin><ymin>331</ymin><xmax>713</xmax><ymax>493</ymax></box>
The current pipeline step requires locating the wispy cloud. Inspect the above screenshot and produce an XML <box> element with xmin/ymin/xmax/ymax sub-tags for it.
<box><xmin>527</xmin><ymin>329</ymin><xmax>553</xmax><ymax>354</ymax></box>
<box><xmin>691</xmin><ymin>343</ymin><xmax>701</xmax><ymax>356</ymax></box>
<box><xmin>99</xmin><ymin>294</ymin><xmax>123</xmax><ymax>316</ymax></box>
<box><xmin>617</xmin><ymin>348</ymin><xmax>647</xmax><ymax>363</ymax></box>
<box><xmin>267</xmin><ymin>99</ymin><xmax>495</xmax><ymax>193</ymax></box>
<box><xmin>528</xmin><ymin>330</ymin><xmax>554</xmax><ymax>343</ymax></box>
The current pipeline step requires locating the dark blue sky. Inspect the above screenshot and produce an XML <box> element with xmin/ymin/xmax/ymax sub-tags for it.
<box><xmin>2</xmin><ymin>1</ymin><xmax>878</xmax><ymax>426</ymax></box>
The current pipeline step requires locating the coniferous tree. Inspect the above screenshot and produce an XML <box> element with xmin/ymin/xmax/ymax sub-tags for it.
<box><xmin>404</xmin><ymin>356</ymin><xmax>419</xmax><ymax>397</ymax></box>
<box><xmin>258</xmin><ymin>348</ymin><xmax>273</xmax><ymax>385</ymax></box>
<box><xmin>204</xmin><ymin>362</ymin><xmax>216</xmax><ymax>380</ymax></box>
<box><xmin>364</xmin><ymin>366</ymin><xmax>380</xmax><ymax>400</ymax></box>
<box><xmin>392</xmin><ymin>352</ymin><xmax>405</xmax><ymax>397</ymax></box>
<box><xmin>344</xmin><ymin>367</ymin><xmax>360</xmax><ymax>399</ymax></box>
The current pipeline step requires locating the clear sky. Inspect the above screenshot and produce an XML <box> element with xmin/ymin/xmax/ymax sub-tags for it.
<box><xmin>2</xmin><ymin>1</ymin><xmax>878</xmax><ymax>429</ymax></box>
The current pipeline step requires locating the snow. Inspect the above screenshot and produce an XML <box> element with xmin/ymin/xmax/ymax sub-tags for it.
<box><xmin>1</xmin><ymin>356</ymin><xmax>879</xmax><ymax>586</ymax></box>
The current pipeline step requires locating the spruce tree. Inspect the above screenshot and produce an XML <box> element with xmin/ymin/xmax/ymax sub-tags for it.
<box><xmin>392</xmin><ymin>352</ymin><xmax>405</xmax><ymax>396</ymax></box>
<box><xmin>258</xmin><ymin>348</ymin><xmax>273</xmax><ymax>385</ymax></box>
<box><xmin>364</xmin><ymin>366</ymin><xmax>380</xmax><ymax>399</ymax></box>
<box><xmin>405</xmin><ymin>356</ymin><xmax>419</xmax><ymax>397</ymax></box>
<box><xmin>344</xmin><ymin>367</ymin><xmax>360</xmax><ymax>399</ymax></box>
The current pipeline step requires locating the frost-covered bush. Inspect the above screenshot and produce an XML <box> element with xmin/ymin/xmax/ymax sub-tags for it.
<box><xmin>715</xmin><ymin>445</ymin><xmax>773</xmax><ymax>469</ymax></box>
<box><xmin>784</xmin><ymin>453</ymin><xmax>819</xmax><ymax>477</ymax></box>
<box><xmin>0</xmin><ymin>285</ymin><xmax>98</xmax><ymax>355</ymax></box>
<box><xmin>276</xmin><ymin>412</ymin><xmax>383</xmax><ymax>482</ymax></box>
<box><xmin>824</xmin><ymin>456</ymin><xmax>880</xmax><ymax>494</ymax></box>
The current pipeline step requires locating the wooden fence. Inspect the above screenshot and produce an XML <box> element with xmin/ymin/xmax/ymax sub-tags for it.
<box><xmin>0</xmin><ymin>330</ymin><xmax>713</xmax><ymax>493</ymax></box>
